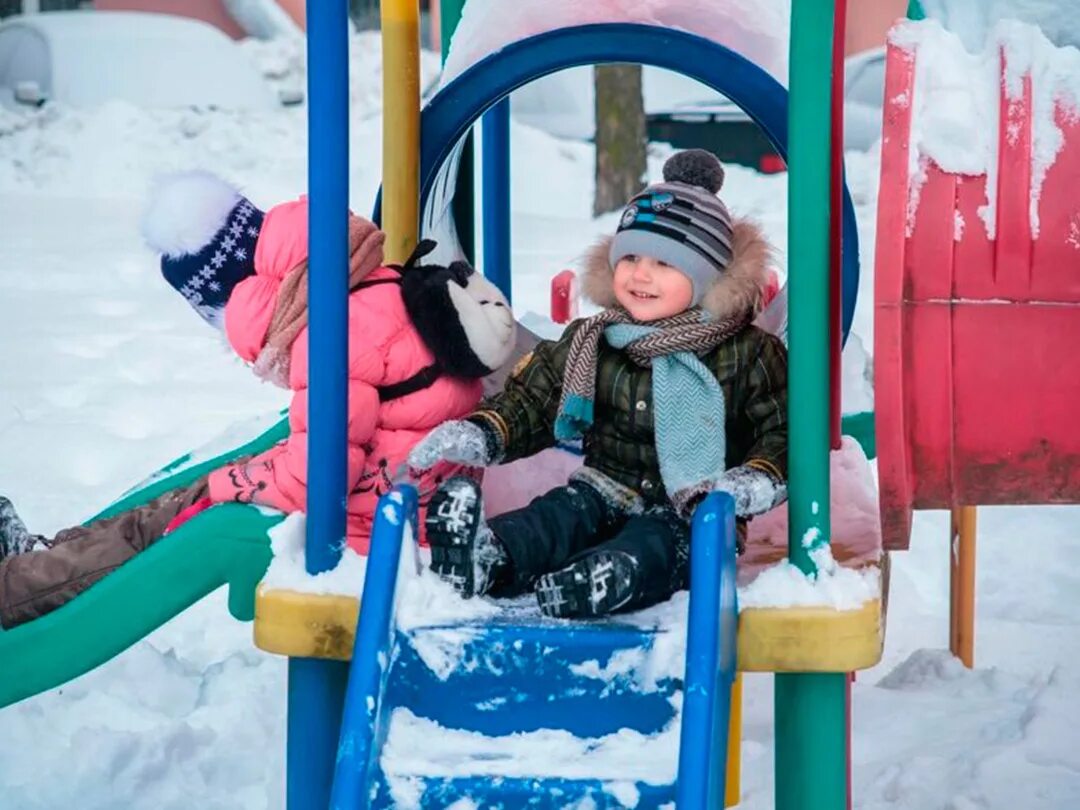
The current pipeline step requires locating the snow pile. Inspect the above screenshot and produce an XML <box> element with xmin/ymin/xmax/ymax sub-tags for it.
<box><xmin>259</xmin><ymin>512</ymin><xmax>367</xmax><ymax>594</ymax></box>
<box><xmin>396</xmin><ymin>568</ymin><xmax>500</xmax><ymax>631</ymax></box>
<box><xmin>0</xmin><ymin>32</ymin><xmax>440</xmax><ymax>208</ymax></box>
<box><xmin>922</xmin><ymin>0</ymin><xmax>1080</xmax><ymax>51</ymax></box>
<box><xmin>260</xmin><ymin>508</ymin><xmax>496</xmax><ymax>629</ymax></box>
<box><xmin>738</xmin><ymin>438</ymin><xmax>881</xmax><ymax>609</ymax></box>
<box><xmin>738</xmin><ymin>543</ymin><xmax>880</xmax><ymax>610</ymax></box>
<box><xmin>858</xmin><ymin>642</ymin><xmax>1080</xmax><ymax>809</ymax></box>
<box><xmin>0</xmin><ymin>590</ymin><xmax>288</xmax><ymax>810</ymax></box>
<box><xmin>8</xmin><ymin>11</ymin><xmax>277</xmax><ymax>112</ymax></box>
<box><xmin>259</xmin><ymin>506</ymin><xmax>496</xmax><ymax>680</ymax></box>
<box><xmin>559</xmin><ymin>593</ymin><xmax>691</xmax><ymax>695</ymax></box>
<box><xmin>891</xmin><ymin>18</ymin><xmax>1080</xmax><ymax>237</ymax></box>
<box><xmin>442</xmin><ymin>0</ymin><xmax>791</xmax><ymax>85</ymax></box>
<box><xmin>237</xmin><ymin>32</ymin><xmax>442</xmax><ymax>120</ymax></box>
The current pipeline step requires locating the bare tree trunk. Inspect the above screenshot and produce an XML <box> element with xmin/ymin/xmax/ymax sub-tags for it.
<box><xmin>593</xmin><ymin>64</ymin><xmax>647</xmax><ymax>217</ymax></box>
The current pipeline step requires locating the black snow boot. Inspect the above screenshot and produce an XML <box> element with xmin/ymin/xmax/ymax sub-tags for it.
<box><xmin>534</xmin><ymin>550</ymin><xmax>640</xmax><ymax>619</ymax></box>
<box><xmin>0</xmin><ymin>496</ymin><xmax>42</xmax><ymax>561</ymax></box>
<box><xmin>425</xmin><ymin>477</ymin><xmax>508</xmax><ymax>599</ymax></box>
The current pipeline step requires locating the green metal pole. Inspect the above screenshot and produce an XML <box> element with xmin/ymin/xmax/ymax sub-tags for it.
<box><xmin>906</xmin><ymin>0</ymin><xmax>927</xmax><ymax>21</ymax></box>
<box><xmin>775</xmin><ymin>673</ymin><xmax>849</xmax><ymax>809</ymax></box>
<box><xmin>786</xmin><ymin>0</ymin><xmax>833</xmax><ymax>576</ymax></box>
<box><xmin>775</xmin><ymin>2</ymin><xmax>848</xmax><ymax>809</ymax></box>
<box><xmin>440</xmin><ymin>0</ymin><xmax>476</xmax><ymax>263</ymax></box>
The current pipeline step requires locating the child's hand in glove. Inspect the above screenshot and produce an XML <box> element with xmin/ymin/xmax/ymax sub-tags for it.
<box><xmin>714</xmin><ymin>465</ymin><xmax>787</xmax><ymax>518</ymax></box>
<box><xmin>408</xmin><ymin>420</ymin><xmax>492</xmax><ymax>472</ymax></box>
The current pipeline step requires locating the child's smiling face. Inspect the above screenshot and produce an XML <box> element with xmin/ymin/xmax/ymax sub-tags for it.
<box><xmin>613</xmin><ymin>254</ymin><xmax>694</xmax><ymax>321</ymax></box>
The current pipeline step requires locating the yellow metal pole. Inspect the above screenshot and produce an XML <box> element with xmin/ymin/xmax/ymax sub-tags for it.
<box><xmin>380</xmin><ymin>0</ymin><xmax>421</xmax><ymax>263</ymax></box>
<box><xmin>949</xmin><ymin>506</ymin><xmax>977</xmax><ymax>667</ymax></box>
<box><xmin>724</xmin><ymin>673</ymin><xmax>743</xmax><ymax>807</ymax></box>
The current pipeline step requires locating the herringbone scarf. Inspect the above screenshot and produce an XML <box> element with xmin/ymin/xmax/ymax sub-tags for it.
<box><xmin>555</xmin><ymin>307</ymin><xmax>747</xmax><ymax>498</ymax></box>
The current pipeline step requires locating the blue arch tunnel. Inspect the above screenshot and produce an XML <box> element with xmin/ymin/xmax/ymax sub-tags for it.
<box><xmin>375</xmin><ymin>22</ymin><xmax>861</xmax><ymax>342</ymax></box>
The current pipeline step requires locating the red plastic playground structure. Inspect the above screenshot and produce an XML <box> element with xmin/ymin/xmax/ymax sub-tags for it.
<box><xmin>875</xmin><ymin>30</ymin><xmax>1080</xmax><ymax>662</ymax></box>
<box><xmin>878</xmin><ymin>38</ymin><xmax>1080</xmax><ymax>545</ymax></box>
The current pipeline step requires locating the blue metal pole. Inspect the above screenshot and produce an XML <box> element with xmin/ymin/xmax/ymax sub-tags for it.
<box><xmin>287</xmin><ymin>2</ymin><xmax>351</xmax><ymax>808</ymax></box>
<box><xmin>288</xmin><ymin>658</ymin><xmax>350</xmax><ymax>809</ymax></box>
<box><xmin>305</xmin><ymin>0</ymin><xmax>348</xmax><ymax>574</ymax></box>
<box><xmin>481</xmin><ymin>98</ymin><xmax>512</xmax><ymax>300</ymax></box>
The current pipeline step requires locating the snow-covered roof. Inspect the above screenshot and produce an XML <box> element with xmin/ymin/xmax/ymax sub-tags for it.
<box><xmin>441</xmin><ymin>0</ymin><xmax>791</xmax><ymax>87</ymax></box>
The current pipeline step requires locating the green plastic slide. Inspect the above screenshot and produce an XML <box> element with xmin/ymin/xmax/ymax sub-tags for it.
<box><xmin>0</xmin><ymin>417</ymin><xmax>290</xmax><ymax>710</ymax></box>
<box><xmin>0</xmin><ymin>405</ymin><xmax>875</xmax><ymax>709</ymax></box>
<box><xmin>840</xmin><ymin>411</ymin><xmax>876</xmax><ymax>459</ymax></box>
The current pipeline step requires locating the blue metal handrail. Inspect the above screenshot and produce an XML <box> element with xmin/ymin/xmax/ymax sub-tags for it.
<box><xmin>677</xmin><ymin>491</ymin><xmax>740</xmax><ymax>807</ymax></box>
<box><xmin>330</xmin><ymin>485</ymin><xmax>419</xmax><ymax>810</ymax></box>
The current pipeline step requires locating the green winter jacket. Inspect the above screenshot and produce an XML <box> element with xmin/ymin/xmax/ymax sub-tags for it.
<box><xmin>468</xmin><ymin>318</ymin><xmax>788</xmax><ymax>509</ymax></box>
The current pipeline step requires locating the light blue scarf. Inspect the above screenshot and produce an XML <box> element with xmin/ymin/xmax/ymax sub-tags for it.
<box><xmin>554</xmin><ymin>307</ymin><xmax>741</xmax><ymax>499</ymax></box>
<box><xmin>604</xmin><ymin>323</ymin><xmax>726</xmax><ymax>497</ymax></box>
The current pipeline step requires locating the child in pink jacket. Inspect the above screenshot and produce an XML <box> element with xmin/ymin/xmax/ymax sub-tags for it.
<box><xmin>0</xmin><ymin>173</ymin><xmax>514</xmax><ymax>628</ymax></box>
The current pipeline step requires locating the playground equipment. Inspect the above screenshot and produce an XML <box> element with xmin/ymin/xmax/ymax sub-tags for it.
<box><xmin>874</xmin><ymin>25</ymin><xmax>1080</xmax><ymax>666</ymax></box>
<box><xmin>327</xmin><ymin>486</ymin><xmax>740</xmax><ymax>808</ymax></box>
<box><xmin>0</xmin><ymin>1</ymin><xmax>895</xmax><ymax>808</ymax></box>
<box><xmin>0</xmin><ymin>421</ymin><xmax>288</xmax><ymax>709</ymax></box>
<box><xmin>260</xmin><ymin>0</ymin><xmax>885</xmax><ymax>808</ymax></box>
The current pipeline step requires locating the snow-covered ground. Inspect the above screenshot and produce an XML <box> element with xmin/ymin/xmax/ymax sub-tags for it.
<box><xmin>1</xmin><ymin>21</ymin><xmax>1078</xmax><ymax>810</ymax></box>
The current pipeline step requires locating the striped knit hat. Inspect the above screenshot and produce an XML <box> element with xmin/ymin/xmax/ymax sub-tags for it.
<box><xmin>609</xmin><ymin>149</ymin><xmax>734</xmax><ymax>306</ymax></box>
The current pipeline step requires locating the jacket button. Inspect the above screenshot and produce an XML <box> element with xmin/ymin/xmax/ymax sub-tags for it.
<box><xmin>635</xmin><ymin>400</ymin><xmax>647</xmax><ymax>411</ymax></box>
<box><xmin>641</xmin><ymin>479</ymin><xmax>653</xmax><ymax>491</ymax></box>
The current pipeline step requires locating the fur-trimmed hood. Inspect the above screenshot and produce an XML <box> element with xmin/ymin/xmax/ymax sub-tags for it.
<box><xmin>580</xmin><ymin>217</ymin><xmax>774</xmax><ymax>322</ymax></box>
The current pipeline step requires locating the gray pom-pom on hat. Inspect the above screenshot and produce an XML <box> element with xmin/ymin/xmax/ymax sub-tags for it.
<box><xmin>661</xmin><ymin>148</ymin><xmax>726</xmax><ymax>194</ymax></box>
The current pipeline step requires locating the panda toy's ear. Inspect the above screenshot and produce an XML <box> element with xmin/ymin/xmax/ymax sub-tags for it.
<box><xmin>399</xmin><ymin>244</ymin><xmax>516</xmax><ymax>378</ymax></box>
<box><xmin>399</xmin><ymin>239</ymin><xmax>439</xmax><ymax>273</ymax></box>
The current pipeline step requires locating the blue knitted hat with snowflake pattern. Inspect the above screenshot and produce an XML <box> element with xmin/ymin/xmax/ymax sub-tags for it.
<box><xmin>143</xmin><ymin>172</ymin><xmax>265</xmax><ymax>329</ymax></box>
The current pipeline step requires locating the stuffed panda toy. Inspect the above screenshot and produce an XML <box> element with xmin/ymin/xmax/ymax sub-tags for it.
<box><xmin>397</xmin><ymin>239</ymin><xmax>517</xmax><ymax>379</ymax></box>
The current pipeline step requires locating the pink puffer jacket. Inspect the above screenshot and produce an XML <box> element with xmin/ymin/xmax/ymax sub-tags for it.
<box><xmin>206</xmin><ymin>199</ymin><xmax>482</xmax><ymax>552</ymax></box>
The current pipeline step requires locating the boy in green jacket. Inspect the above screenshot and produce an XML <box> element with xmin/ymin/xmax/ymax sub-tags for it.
<box><xmin>409</xmin><ymin>150</ymin><xmax>788</xmax><ymax>618</ymax></box>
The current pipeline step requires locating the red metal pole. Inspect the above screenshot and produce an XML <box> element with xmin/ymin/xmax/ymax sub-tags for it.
<box><xmin>833</xmin><ymin>7</ymin><xmax>852</xmax><ymax>810</ymax></box>
<box><xmin>829</xmin><ymin>0</ymin><xmax>848</xmax><ymax>451</ymax></box>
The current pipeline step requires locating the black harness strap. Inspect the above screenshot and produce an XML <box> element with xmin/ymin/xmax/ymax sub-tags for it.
<box><xmin>351</xmin><ymin>276</ymin><xmax>402</xmax><ymax>291</ymax></box>
<box><xmin>376</xmin><ymin>362</ymin><xmax>443</xmax><ymax>402</ymax></box>
<box><xmin>354</xmin><ymin>268</ymin><xmax>443</xmax><ymax>402</ymax></box>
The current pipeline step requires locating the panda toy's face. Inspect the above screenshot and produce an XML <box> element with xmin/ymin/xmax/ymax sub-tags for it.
<box><xmin>444</xmin><ymin>262</ymin><xmax>516</xmax><ymax>373</ymax></box>
<box><xmin>397</xmin><ymin>242</ymin><xmax>518</xmax><ymax>379</ymax></box>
